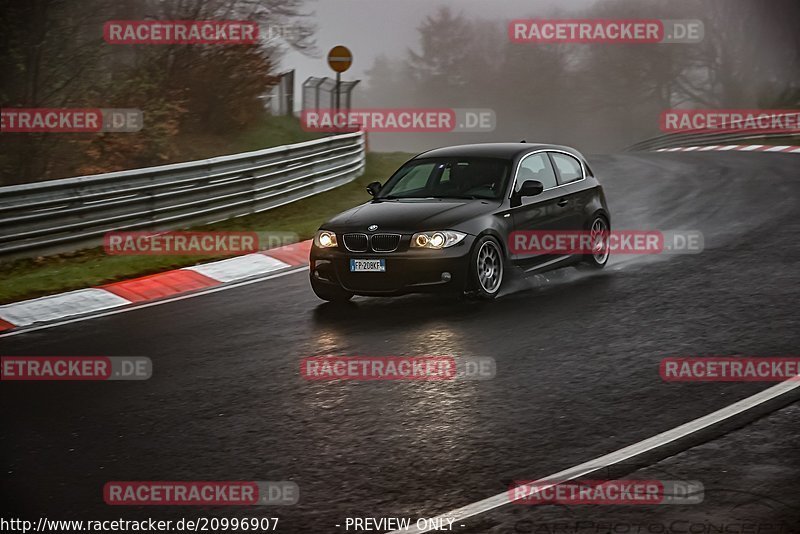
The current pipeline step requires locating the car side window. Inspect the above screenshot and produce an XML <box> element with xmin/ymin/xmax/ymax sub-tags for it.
<box><xmin>440</xmin><ymin>165</ymin><xmax>451</xmax><ymax>183</ymax></box>
<box><xmin>390</xmin><ymin>163</ymin><xmax>435</xmax><ymax>194</ymax></box>
<box><xmin>516</xmin><ymin>153</ymin><xmax>557</xmax><ymax>191</ymax></box>
<box><xmin>550</xmin><ymin>153</ymin><xmax>583</xmax><ymax>184</ymax></box>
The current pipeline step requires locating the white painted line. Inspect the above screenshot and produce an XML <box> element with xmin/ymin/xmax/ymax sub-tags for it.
<box><xmin>0</xmin><ymin>288</ymin><xmax>131</xmax><ymax>327</ymax></box>
<box><xmin>0</xmin><ymin>266</ymin><xmax>309</xmax><ymax>338</ymax></box>
<box><xmin>184</xmin><ymin>253</ymin><xmax>290</xmax><ymax>283</ymax></box>
<box><xmin>654</xmin><ymin>144</ymin><xmax>800</xmax><ymax>154</ymax></box>
<box><xmin>387</xmin><ymin>377</ymin><xmax>800</xmax><ymax>534</ymax></box>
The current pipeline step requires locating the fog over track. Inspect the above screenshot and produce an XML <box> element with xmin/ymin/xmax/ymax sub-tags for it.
<box><xmin>2</xmin><ymin>152</ymin><xmax>798</xmax><ymax>531</ymax></box>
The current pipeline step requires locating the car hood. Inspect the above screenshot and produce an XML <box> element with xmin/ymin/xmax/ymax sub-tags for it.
<box><xmin>323</xmin><ymin>198</ymin><xmax>497</xmax><ymax>233</ymax></box>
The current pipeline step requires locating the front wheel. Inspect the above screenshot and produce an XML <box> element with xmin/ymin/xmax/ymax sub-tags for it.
<box><xmin>310</xmin><ymin>278</ymin><xmax>354</xmax><ymax>302</ymax></box>
<box><xmin>468</xmin><ymin>236</ymin><xmax>504</xmax><ymax>300</ymax></box>
<box><xmin>581</xmin><ymin>215</ymin><xmax>610</xmax><ymax>269</ymax></box>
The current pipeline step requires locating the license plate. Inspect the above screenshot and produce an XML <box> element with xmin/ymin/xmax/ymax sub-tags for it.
<box><xmin>350</xmin><ymin>259</ymin><xmax>386</xmax><ymax>272</ymax></box>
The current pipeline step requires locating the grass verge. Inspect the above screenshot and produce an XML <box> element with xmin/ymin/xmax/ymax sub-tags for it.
<box><xmin>172</xmin><ymin>115</ymin><xmax>325</xmax><ymax>161</ymax></box>
<box><xmin>0</xmin><ymin>151</ymin><xmax>412</xmax><ymax>305</ymax></box>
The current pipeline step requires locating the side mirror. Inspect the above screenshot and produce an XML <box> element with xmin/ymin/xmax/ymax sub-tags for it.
<box><xmin>366</xmin><ymin>181</ymin><xmax>382</xmax><ymax>197</ymax></box>
<box><xmin>517</xmin><ymin>180</ymin><xmax>544</xmax><ymax>198</ymax></box>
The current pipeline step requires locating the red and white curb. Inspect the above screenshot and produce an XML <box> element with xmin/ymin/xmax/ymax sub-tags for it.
<box><xmin>0</xmin><ymin>240</ymin><xmax>312</xmax><ymax>332</ymax></box>
<box><xmin>656</xmin><ymin>144</ymin><xmax>800</xmax><ymax>153</ymax></box>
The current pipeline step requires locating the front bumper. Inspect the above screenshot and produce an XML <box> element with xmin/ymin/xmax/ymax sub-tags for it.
<box><xmin>310</xmin><ymin>235</ymin><xmax>474</xmax><ymax>296</ymax></box>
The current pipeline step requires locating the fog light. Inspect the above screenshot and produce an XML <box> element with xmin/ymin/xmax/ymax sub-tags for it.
<box><xmin>441</xmin><ymin>271</ymin><xmax>452</xmax><ymax>282</ymax></box>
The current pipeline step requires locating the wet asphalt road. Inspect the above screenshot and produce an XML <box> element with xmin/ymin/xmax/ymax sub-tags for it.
<box><xmin>1</xmin><ymin>152</ymin><xmax>799</xmax><ymax>532</ymax></box>
<box><xmin>480</xmin><ymin>402</ymin><xmax>800</xmax><ymax>533</ymax></box>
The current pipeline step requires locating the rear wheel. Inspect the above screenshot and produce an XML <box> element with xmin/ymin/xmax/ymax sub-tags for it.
<box><xmin>468</xmin><ymin>236</ymin><xmax>504</xmax><ymax>300</ymax></box>
<box><xmin>581</xmin><ymin>215</ymin><xmax>610</xmax><ymax>269</ymax></box>
<box><xmin>310</xmin><ymin>278</ymin><xmax>353</xmax><ymax>302</ymax></box>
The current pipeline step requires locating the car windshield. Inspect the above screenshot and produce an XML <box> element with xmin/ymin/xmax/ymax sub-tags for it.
<box><xmin>377</xmin><ymin>157</ymin><xmax>511</xmax><ymax>200</ymax></box>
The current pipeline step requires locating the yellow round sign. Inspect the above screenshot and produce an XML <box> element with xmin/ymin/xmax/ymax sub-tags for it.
<box><xmin>327</xmin><ymin>45</ymin><xmax>353</xmax><ymax>73</ymax></box>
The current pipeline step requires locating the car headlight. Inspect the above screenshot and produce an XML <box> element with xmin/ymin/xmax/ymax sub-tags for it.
<box><xmin>410</xmin><ymin>230</ymin><xmax>466</xmax><ymax>249</ymax></box>
<box><xmin>314</xmin><ymin>230</ymin><xmax>338</xmax><ymax>248</ymax></box>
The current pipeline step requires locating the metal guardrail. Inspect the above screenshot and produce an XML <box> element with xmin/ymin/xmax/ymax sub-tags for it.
<box><xmin>626</xmin><ymin>112</ymin><xmax>798</xmax><ymax>152</ymax></box>
<box><xmin>0</xmin><ymin>131</ymin><xmax>365</xmax><ymax>260</ymax></box>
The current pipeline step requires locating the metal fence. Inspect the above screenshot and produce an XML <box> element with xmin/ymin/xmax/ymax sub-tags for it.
<box><xmin>302</xmin><ymin>77</ymin><xmax>359</xmax><ymax>112</ymax></box>
<box><xmin>626</xmin><ymin>113</ymin><xmax>798</xmax><ymax>151</ymax></box>
<box><xmin>267</xmin><ymin>70</ymin><xmax>295</xmax><ymax>116</ymax></box>
<box><xmin>0</xmin><ymin>131</ymin><xmax>365</xmax><ymax>260</ymax></box>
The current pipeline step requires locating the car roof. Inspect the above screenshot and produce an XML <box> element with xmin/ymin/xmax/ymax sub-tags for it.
<box><xmin>413</xmin><ymin>142</ymin><xmax>585</xmax><ymax>161</ymax></box>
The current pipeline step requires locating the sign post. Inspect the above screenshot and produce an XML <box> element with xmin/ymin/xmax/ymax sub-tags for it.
<box><xmin>327</xmin><ymin>45</ymin><xmax>353</xmax><ymax>114</ymax></box>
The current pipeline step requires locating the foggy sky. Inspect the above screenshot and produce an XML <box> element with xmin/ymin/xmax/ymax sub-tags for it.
<box><xmin>276</xmin><ymin>0</ymin><xmax>798</xmax><ymax>153</ymax></box>
<box><xmin>281</xmin><ymin>0</ymin><xmax>595</xmax><ymax>89</ymax></box>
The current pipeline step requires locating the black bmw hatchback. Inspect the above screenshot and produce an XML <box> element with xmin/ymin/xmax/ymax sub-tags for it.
<box><xmin>310</xmin><ymin>143</ymin><xmax>610</xmax><ymax>301</ymax></box>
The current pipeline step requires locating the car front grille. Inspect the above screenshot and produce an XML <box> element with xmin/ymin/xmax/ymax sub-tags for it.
<box><xmin>371</xmin><ymin>233</ymin><xmax>401</xmax><ymax>252</ymax></box>
<box><xmin>343</xmin><ymin>233</ymin><xmax>369</xmax><ymax>252</ymax></box>
<box><xmin>342</xmin><ymin>233</ymin><xmax>402</xmax><ymax>252</ymax></box>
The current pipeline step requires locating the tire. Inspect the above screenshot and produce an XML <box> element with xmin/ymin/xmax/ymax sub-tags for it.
<box><xmin>310</xmin><ymin>278</ymin><xmax>354</xmax><ymax>302</ymax></box>
<box><xmin>581</xmin><ymin>214</ymin><xmax>610</xmax><ymax>269</ymax></box>
<box><xmin>468</xmin><ymin>235</ymin><xmax>504</xmax><ymax>300</ymax></box>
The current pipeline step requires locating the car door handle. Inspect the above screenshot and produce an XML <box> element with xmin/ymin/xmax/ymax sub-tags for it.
<box><xmin>557</xmin><ymin>198</ymin><xmax>569</xmax><ymax>207</ymax></box>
